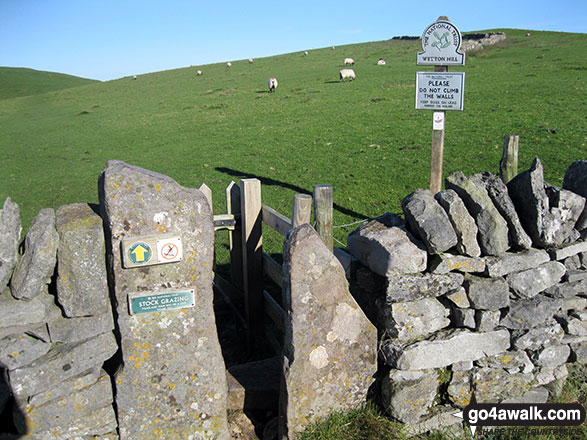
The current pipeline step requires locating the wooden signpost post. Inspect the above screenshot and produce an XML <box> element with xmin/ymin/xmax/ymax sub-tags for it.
<box><xmin>416</xmin><ymin>16</ymin><xmax>466</xmax><ymax>193</ymax></box>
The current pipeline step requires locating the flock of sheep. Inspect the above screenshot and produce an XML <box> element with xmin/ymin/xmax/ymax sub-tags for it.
<box><xmin>190</xmin><ymin>50</ymin><xmax>387</xmax><ymax>93</ymax></box>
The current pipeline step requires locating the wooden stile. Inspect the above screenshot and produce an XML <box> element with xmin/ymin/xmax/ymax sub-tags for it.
<box><xmin>240</xmin><ymin>178</ymin><xmax>264</xmax><ymax>351</ymax></box>
<box><xmin>262</xmin><ymin>205</ymin><xmax>292</xmax><ymax>237</ymax></box>
<box><xmin>313</xmin><ymin>185</ymin><xmax>334</xmax><ymax>252</ymax></box>
<box><xmin>226</xmin><ymin>181</ymin><xmax>244</xmax><ymax>289</ymax></box>
<box><xmin>292</xmin><ymin>194</ymin><xmax>312</xmax><ymax>228</ymax></box>
<box><xmin>198</xmin><ymin>183</ymin><xmax>213</xmax><ymax>212</ymax></box>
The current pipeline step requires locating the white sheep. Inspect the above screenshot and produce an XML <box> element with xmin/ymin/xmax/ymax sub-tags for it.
<box><xmin>377</xmin><ymin>58</ymin><xmax>386</xmax><ymax>65</ymax></box>
<box><xmin>249</xmin><ymin>58</ymin><xmax>254</xmax><ymax>64</ymax></box>
<box><xmin>268</xmin><ymin>77</ymin><xmax>278</xmax><ymax>92</ymax></box>
<box><xmin>304</xmin><ymin>50</ymin><xmax>309</xmax><ymax>56</ymax></box>
<box><xmin>339</xmin><ymin>69</ymin><xmax>356</xmax><ymax>82</ymax></box>
<box><xmin>196</xmin><ymin>70</ymin><xmax>203</xmax><ymax>75</ymax></box>
<box><xmin>226</xmin><ymin>62</ymin><xmax>232</xmax><ymax>67</ymax></box>
<box><xmin>344</xmin><ymin>58</ymin><xmax>355</xmax><ymax>65</ymax></box>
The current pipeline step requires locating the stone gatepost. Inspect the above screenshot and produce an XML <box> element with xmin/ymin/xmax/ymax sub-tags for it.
<box><xmin>99</xmin><ymin>161</ymin><xmax>229</xmax><ymax>440</ymax></box>
<box><xmin>279</xmin><ymin>224</ymin><xmax>377</xmax><ymax>439</ymax></box>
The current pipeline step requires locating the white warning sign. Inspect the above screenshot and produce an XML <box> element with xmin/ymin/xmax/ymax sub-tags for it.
<box><xmin>156</xmin><ymin>237</ymin><xmax>183</xmax><ymax>263</ymax></box>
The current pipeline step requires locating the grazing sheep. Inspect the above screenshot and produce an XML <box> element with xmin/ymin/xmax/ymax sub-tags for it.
<box><xmin>249</xmin><ymin>58</ymin><xmax>254</xmax><ymax>63</ymax></box>
<box><xmin>377</xmin><ymin>58</ymin><xmax>386</xmax><ymax>65</ymax></box>
<box><xmin>132</xmin><ymin>75</ymin><xmax>137</xmax><ymax>80</ymax></box>
<box><xmin>268</xmin><ymin>77</ymin><xmax>278</xmax><ymax>92</ymax></box>
<box><xmin>226</xmin><ymin>62</ymin><xmax>232</xmax><ymax>67</ymax></box>
<box><xmin>196</xmin><ymin>70</ymin><xmax>203</xmax><ymax>75</ymax></box>
<box><xmin>344</xmin><ymin>58</ymin><xmax>355</xmax><ymax>65</ymax></box>
<box><xmin>339</xmin><ymin>69</ymin><xmax>356</xmax><ymax>81</ymax></box>
<box><xmin>304</xmin><ymin>50</ymin><xmax>309</xmax><ymax>56</ymax></box>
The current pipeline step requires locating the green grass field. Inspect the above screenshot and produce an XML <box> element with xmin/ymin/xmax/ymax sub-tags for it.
<box><xmin>1</xmin><ymin>28</ymin><xmax>585</xmax><ymax>259</ymax></box>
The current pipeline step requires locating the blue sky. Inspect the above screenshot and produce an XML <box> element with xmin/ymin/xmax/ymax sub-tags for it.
<box><xmin>1</xmin><ymin>0</ymin><xmax>585</xmax><ymax>81</ymax></box>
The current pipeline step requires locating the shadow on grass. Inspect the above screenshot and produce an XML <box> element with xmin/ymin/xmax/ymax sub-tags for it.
<box><xmin>215</xmin><ymin>167</ymin><xmax>368</xmax><ymax>221</ymax></box>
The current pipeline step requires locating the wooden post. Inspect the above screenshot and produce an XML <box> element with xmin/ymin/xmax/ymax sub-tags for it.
<box><xmin>313</xmin><ymin>185</ymin><xmax>333</xmax><ymax>252</ymax></box>
<box><xmin>226</xmin><ymin>181</ymin><xmax>243</xmax><ymax>289</ymax></box>
<box><xmin>198</xmin><ymin>183</ymin><xmax>213</xmax><ymax>213</ymax></box>
<box><xmin>292</xmin><ymin>194</ymin><xmax>312</xmax><ymax>228</ymax></box>
<box><xmin>500</xmin><ymin>135</ymin><xmax>519</xmax><ymax>184</ymax></box>
<box><xmin>240</xmin><ymin>178</ymin><xmax>264</xmax><ymax>352</ymax></box>
<box><xmin>430</xmin><ymin>65</ymin><xmax>448</xmax><ymax>194</ymax></box>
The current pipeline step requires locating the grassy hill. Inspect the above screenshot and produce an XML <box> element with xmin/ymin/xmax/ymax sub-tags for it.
<box><xmin>0</xmin><ymin>29</ymin><xmax>585</xmax><ymax>257</ymax></box>
<box><xmin>0</xmin><ymin>67</ymin><xmax>98</xmax><ymax>100</ymax></box>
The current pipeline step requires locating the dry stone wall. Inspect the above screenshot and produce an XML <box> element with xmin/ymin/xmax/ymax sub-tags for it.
<box><xmin>348</xmin><ymin>158</ymin><xmax>587</xmax><ymax>434</ymax></box>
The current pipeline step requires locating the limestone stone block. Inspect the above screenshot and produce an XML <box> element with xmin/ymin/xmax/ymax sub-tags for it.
<box><xmin>435</xmin><ymin>189</ymin><xmax>481</xmax><ymax>257</ymax></box>
<box><xmin>47</xmin><ymin>311</ymin><xmax>114</xmax><ymax>343</ymax></box>
<box><xmin>347</xmin><ymin>213</ymin><xmax>427</xmax><ymax>276</ymax></box>
<box><xmin>500</xmin><ymin>295</ymin><xmax>562</xmax><ymax>329</ymax></box>
<box><xmin>8</xmin><ymin>331</ymin><xmax>117</xmax><ymax>398</ymax></box>
<box><xmin>464</xmin><ymin>275</ymin><xmax>509</xmax><ymax>311</ymax></box>
<box><xmin>0</xmin><ymin>333</ymin><xmax>51</xmax><ymax>370</ymax></box>
<box><xmin>563</xmin><ymin>160</ymin><xmax>587</xmax><ymax>230</ymax></box>
<box><xmin>472</xmin><ymin>368</ymin><xmax>533</xmax><ymax>403</ymax></box>
<box><xmin>56</xmin><ymin>203</ymin><xmax>110</xmax><ymax>317</ymax></box>
<box><xmin>99</xmin><ymin>160</ymin><xmax>229</xmax><ymax>440</ymax></box>
<box><xmin>448</xmin><ymin>370</ymin><xmax>472</xmax><ymax>407</ymax></box>
<box><xmin>402</xmin><ymin>189</ymin><xmax>457</xmax><ymax>254</ymax></box>
<box><xmin>476</xmin><ymin>350</ymin><xmax>534</xmax><ymax>374</ymax></box>
<box><xmin>389</xmin><ymin>329</ymin><xmax>510</xmax><ymax>370</ymax></box>
<box><xmin>446</xmin><ymin>171</ymin><xmax>509</xmax><ymax>256</ymax></box>
<box><xmin>452</xmin><ymin>307</ymin><xmax>476</xmax><ymax>329</ymax></box>
<box><xmin>511</xmin><ymin>321</ymin><xmax>565</xmax><ymax>351</ymax></box>
<box><xmin>386</xmin><ymin>272</ymin><xmax>464</xmax><ymax>303</ymax></box>
<box><xmin>445</xmin><ymin>287</ymin><xmax>470</xmax><ymax>308</ymax></box>
<box><xmin>0</xmin><ymin>289</ymin><xmax>61</xmax><ymax>331</ymax></box>
<box><xmin>475</xmin><ymin>310</ymin><xmax>501</xmax><ymax>332</ymax></box>
<box><xmin>507</xmin><ymin>261</ymin><xmax>566</xmax><ymax>299</ymax></box>
<box><xmin>549</xmin><ymin>240</ymin><xmax>587</xmax><ymax>261</ymax></box>
<box><xmin>381</xmin><ymin>369</ymin><xmax>439</xmax><ymax>424</ymax></box>
<box><xmin>0</xmin><ymin>197</ymin><xmax>21</xmax><ymax>290</ymax></box>
<box><xmin>10</xmin><ymin>209</ymin><xmax>58</xmax><ymax>300</ymax></box>
<box><xmin>508</xmin><ymin>158</ymin><xmax>585</xmax><ymax>247</ymax></box>
<box><xmin>485</xmin><ymin>248</ymin><xmax>550</xmax><ymax>278</ymax></box>
<box><xmin>531</xmin><ymin>344</ymin><xmax>570</xmax><ymax>367</ymax></box>
<box><xmin>14</xmin><ymin>372</ymin><xmax>113</xmax><ymax>435</ymax></box>
<box><xmin>481</xmin><ymin>171</ymin><xmax>532</xmax><ymax>250</ymax></box>
<box><xmin>280</xmin><ymin>224</ymin><xmax>377</xmax><ymax>439</ymax></box>
<box><xmin>429</xmin><ymin>253</ymin><xmax>485</xmax><ymax>274</ymax></box>
<box><xmin>381</xmin><ymin>297</ymin><xmax>450</xmax><ymax>342</ymax></box>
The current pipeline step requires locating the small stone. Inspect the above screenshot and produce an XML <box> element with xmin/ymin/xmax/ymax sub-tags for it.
<box><xmin>402</xmin><ymin>189</ymin><xmax>458</xmax><ymax>254</ymax></box>
<box><xmin>445</xmin><ymin>287</ymin><xmax>470</xmax><ymax>308</ymax></box>
<box><xmin>472</xmin><ymin>367</ymin><xmax>533</xmax><ymax>403</ymax></box>
<box><xmin>464</xmin><ymin>275</ymin><xmax>509</xmax><ymax>310</ymax></box>
<box><xmin>500</xmin><ymin>295</ymin><xmax>562</xmax><ymax>329</ymax></box>
<box><xmin>485</xmin><ymin>248</ymin><xmax>550</xmax><ymax>278</ymax></box>
<box><xmin>448</xmin><ymin>370</ymin><xmax>472</xmax><ymax>407</ymax></box>
<box><xmin>0</xmin><ymin>333</ymin><xmax>51</xmax><ymax>370</ymax></box>
<box><xmin>10</xmin><ymin>209</ymin><xmax>58</xmax><ymax>300</ymax></box>
<box><xmin>435</xmin><ymin>189</ymin><xmax>481</xmax><ymax>257</ymax></box>
<box><xmin>347</xmin><ymin>213</ymin><xmax>428</xmax><ymax>276</ymax></box>
<box><xmin>507</xmin><ymin>261</ymin><xmax>566</xmax><ymax>299</ymax></box>
<box><xmin>475</xmin><ymin>310</ymin><xmax>501</xmax><ymax>332</ymax></box>
<box><xmin>429</xmin><ymin>253</ymin><xmax>486</xmax><ymax>274</ymax></box>
<box><xmin>452</xmin><ymin>307</ymin><xmax>476</xmax><ymax>329</ymax></box>
<box><xmin>47</xmin><ymin>312</ymin><xmax>115</xmax><ymax>343</ymax></box>
<box><xmin>531</xmin><ymin>344</ymin><xmax>570</xmax><ymax>367</ymax></box>
<box><xmin>386</xmin><ymin>272</ymin><xmax>464</xmax><ymax>303</ymax></box>
<box><xmin>381</xmin><ymin>297</ymin><xmax>450</xmax><ymax>342</ymax></box>
<box><xmin>511</xmin><ymin>321</ymin><xmax>565</xmax><ymax>351</ymax></box>
<box><xmin>0</xmin><ymin>198</ymin><xmax>21</xmax><ymax>290</ymax></box>
<box><xmin>381</xmin><ymin>369</ymin><xmax>439</xmax><ymax>424</ymax></box>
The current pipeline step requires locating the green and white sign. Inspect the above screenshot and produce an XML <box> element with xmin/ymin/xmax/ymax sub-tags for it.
<box><xmin>417</xmin><ymin>20</ymin><xmax>465</xmax><ymax>66</ymax></box>
<box><xmin>415</xmin><ymin>72</ymin><xmax>465</xmax><ymax>111</ymax></box>
<box><xmin>122</xmin><ymin>234</ymin><xmax>183</xmax><ymax>268</ymax></box>
<box><xmin>128</xmin><ymin>289</ymin><xmax>196</xmax><ymax>315</ymax></box>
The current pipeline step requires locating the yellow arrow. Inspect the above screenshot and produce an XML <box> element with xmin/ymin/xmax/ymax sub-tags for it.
<box><xmin>131</xmin><ymin>244</ymin><xmax>150</xmax><ymax>262</ymax></box>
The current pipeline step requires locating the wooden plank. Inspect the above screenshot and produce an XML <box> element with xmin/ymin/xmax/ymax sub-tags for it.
<box><xmin>226</xmin><ymin>181</ymin><xmax>244</xmax><ymax>290</ymax></box>
<box><xmin>263</xmin><ymin>290</ymin><xmax>285</xmax><ymax>332</ymax></box>
<box><xmin>292</xmin><ymin>194</ymin><xmax>312</xmax><ymax>228</ymax></box>
<box><xmin>313</xmin><ymin>185</ymin><xmax>334</xmax><ymax>252</ymax></box>
<box><xmin>263</xmin><ymin>252</ymin><xmax>283</xmax><ymax>290</ymax></box>
<box><xmin>240</xmin><ymin>178</ymin><xmax>264</xmax><ymax>351</ymax></box>
<box><xmin>500</xmin><ymin>135</ymin><xmax>519</xmax><ymax>184</ymax></box>
<box><xmin>198</xmin><ymin>183</ymin><xmax>213</xmax><ymax>213</ymax></box>
<box><xmin>262</xmin><ymin>205</ymin><xmax>292</xmax><ymax>237</ymax></box>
